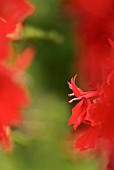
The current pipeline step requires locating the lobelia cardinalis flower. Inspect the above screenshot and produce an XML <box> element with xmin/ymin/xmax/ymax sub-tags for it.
<box><xmin>65</xmin><ymin>0</ymin><xmax>114</xmax><ymax>146</ymax></box>
<box><xmin>67</xmin><ymin>40</ymin><xmax>114</xmax><ymax>152</ymax></box>
<box><xmin>0</xmin><ymin>47</ymin><xmax>35</xmax><ymax>150</ymax></box>
<box><xmin>64</xmin><ymin>0</ymin><xmax>114</xmax><ymax>88</ymax></box>
<box><xmin>68</xmin><ymin>75</ymin><xmax>98</xmax><ymax>130</ymax></box>
<box><xmin>0</xmin><ymin>0</ymin><xmax>35</xmax><ymax>151</ymax></box>
<box><xmin>68</xmin><ymin>71</ymin><xmax>114</xmax><ymax>149</ymax></box>
<box><xmin>68</xmin><ymin>75</ymin><xmax>99</xmax><ymax>148</ymax></box>
<box><xmin>0</xmin><ymin>0</ymin><xmax>35</xmax><ymax>60</ymax></box>
<box><xmin>65</xmin><ymin>0</ymin><xmax>114</xmax><ymax>169</ymax></box>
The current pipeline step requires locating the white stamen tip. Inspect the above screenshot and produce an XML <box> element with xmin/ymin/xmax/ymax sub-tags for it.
<box><xmin>69</xmin><ymin>98</ymin><xmax>77</xmax><ymax>103</ymax></box>
<box><xmin>68</xmin><ymin>93</ymin><xmax>74</xmax><ymax>97</ymax></box>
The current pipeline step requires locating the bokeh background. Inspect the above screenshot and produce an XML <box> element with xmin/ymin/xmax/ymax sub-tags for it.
<box><xmin>0</xmin><ymin>0</ymin><xmax>98</xmax><ymax>169</ymax></box>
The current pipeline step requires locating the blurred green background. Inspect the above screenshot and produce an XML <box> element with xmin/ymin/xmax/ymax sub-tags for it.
<box><xmin>0</xmin><ymin>0</ymin><xmax>98</xmax><ymax>169</ymax></box>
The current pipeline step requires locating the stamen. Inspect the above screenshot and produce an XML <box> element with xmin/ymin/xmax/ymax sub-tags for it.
<box><xmin>68</xmin><ymin>93</ymin><xmax>74</xmax><ymax>97</ymax></box>
<box><xmin>69</xmin><ymin>96</ymin><xmax>82</xmax><ymax>103</ymax></box>
<box><xmin>69</xmin><ymin>98</ymin><xmax>77</xmax><ymax>103</ymax></box>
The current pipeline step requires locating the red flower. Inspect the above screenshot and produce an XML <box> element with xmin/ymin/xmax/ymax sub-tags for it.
<box><xmin>0</xmin><ymin>0</ymin><xmax>35</xmax><ymax>60</ymax></box>
<box><xmin>65</xmin><ymin>1</ymin><xmax>114</xmax><ymax>169</ymax></box>
<box><xmin>0</xmin><ymin>47</ymin><xmax>34</xmax><ymax>149</ymax></box>
<box><xmin>64</xmin><ymin>0</ymin><xmax>114</xmax><ymax>88</ymax></box>
<box><xmin>68</xmin><ymin>75</ymin><xmax>98</xmax><ymax>129</ymax></box>
<box><xmin>68</xmin><ymin>72</ymin><xmax>114</xmax><ymax>151</ymax></box>
<box><xmin>0</xmin><ymin>0</ymin><xmax>35</xmax><ymax>150</ymax></box>
<box><xmin>87</xmin><ymin>72</ymin><xmax>114</xmax><ymax>135</ymax></box>
<box><xmin>68</xmin><ymin>76</ymin><xmax>100</xmax><ymax>150</ymax></box>
<box><xmin>68</xmin><ymin>75</ymin><xmax>101</xmax><ymax>150</ymax></box>
<box><xmin>64</xmin><ymin>0</ymin><xmax>114</xmax><ymax>18</ymax></box>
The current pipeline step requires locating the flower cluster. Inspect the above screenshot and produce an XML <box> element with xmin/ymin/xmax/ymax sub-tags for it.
<box><xmin>66</xmin><ymin>0</ymin><xmax>114</xmax><ymax>154</ymax></box>
<box><xmin>0</xmin><ymin>0</ymin><xmax>35</xmax><ymax>150</ymax></box>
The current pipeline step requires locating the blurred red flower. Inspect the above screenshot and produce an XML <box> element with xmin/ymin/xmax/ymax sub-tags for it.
<box><xmin>0</xmin><ymin>0</ymin><xmax>35</xmax><ymax>60</ymax></box>
<box><xmin>64</xmin><ymin>0</ymin><xmax>114</xmax><ymax>18</ymax></box>
<box><xmin>65</xmin><ymin>0</ymin><xmax>114</xmax><ymax>168</ymax></box>
<box><xmin>0</xmin><ymin>47</ymin><xmax>34</xmax><ymax>149</ymax></box>
<box><xmin>64</xmin><ymin>0</ymin><xmax>114</xmax><ymax>88</ymax></box>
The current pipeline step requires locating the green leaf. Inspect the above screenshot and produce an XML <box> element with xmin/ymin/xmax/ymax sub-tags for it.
<box><xmin>19</xmin><ymin>26</ymin><xmax>64</xmax><ymax>44</ymax></box>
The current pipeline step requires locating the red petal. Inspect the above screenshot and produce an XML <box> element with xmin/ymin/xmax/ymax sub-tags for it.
<box><xmin>68</xmin><ymin>75</ymin><xmax>83</xmax><ymax>97</ymax></box>
<box><xmin>76</xmin><ymin>126</ymin><xmax>99</xmax><ymax>150</ymax></box>
<box><xmin>13</xmin><ymin>47</ymin><xmax>35</xmax><ymax>71</ymax></box>
<box><xmin>0</xmin><ymin>0</ymin><xmax>35</xmax><ymax>24</ymax></box>
<box><xmin>68</xmin><ymin>100</ymin><xmax>87</xmax><ymax>129</ymax></box>
<box><xmin>77</xmin><ymin>0</ymin><xmax>113</xmax><ymax>17</ymax></box>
